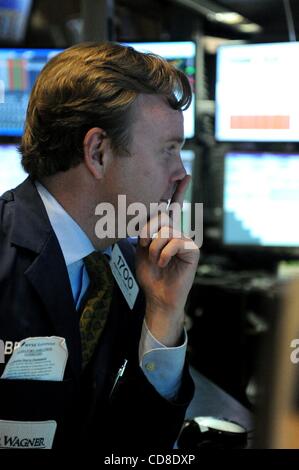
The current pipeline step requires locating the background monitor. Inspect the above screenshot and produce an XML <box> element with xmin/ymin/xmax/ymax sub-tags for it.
<box><xmin>0</xmin><ymin>143</ymin><xmax>26</xmax><ymax>195</ymax></box>
<box><xmin>223</xmin><ymin>151</ymin><xmax>299</xmax><ymax>248</ymax></box>
<box><xmin>0</xmin><ymin>48</ymin><xmax>61</xmax><ymax>137</ymax></box>
<box><xmin>0</xmin><ymin>0</ymin><xmax>32</xmax><ymax>43</ymax></box>
<box><xmin>215</xmin><ymin>42</ymin><xmax>299</xmax><ymax>142</ymax></box>
<box><xmin>124</xmin><ymin>41</ymin><xmax>196</xmax><ymax>139</ymax></box>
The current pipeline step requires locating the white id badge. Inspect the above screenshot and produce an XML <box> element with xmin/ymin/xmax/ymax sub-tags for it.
<box><xmin>0</xmin><ymin>420</ymin><xmax>57</xmax><ymax>449</ymax></box>
<box><xmin>109</xmin><ymin>244</ymin><xmax>139</xmax><ymax>309</ymax></box>
<box><xmin>1</xmin><ymin>336</ymin><xmax>68</xmax><ymax>381</ymax></box>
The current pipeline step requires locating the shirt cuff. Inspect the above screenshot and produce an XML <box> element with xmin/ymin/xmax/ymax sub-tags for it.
<box><xmin>139</xmin><ymin>320</ymin><xmax>187</xmax><ymax>401</ymax></box>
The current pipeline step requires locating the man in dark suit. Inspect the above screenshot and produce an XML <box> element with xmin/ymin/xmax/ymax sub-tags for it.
<box><xmin>0</xmin><ymin>43</ymin><xmax>199</xmax><ymax>451</ymax></box>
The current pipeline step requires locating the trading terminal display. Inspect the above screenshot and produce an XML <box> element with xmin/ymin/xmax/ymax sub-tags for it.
<box><xmin>0</xmin><ymin>48</ymin><xmax>61</xmax><ymax>136</ymax></box>
<box><xmin>223</xmin><ymin>151</ymin><xmax>299</xmax><ymax>248</ymax></box>
<box><xmin>215</xmin><ymin>42</ymin><xmax>299</xmax><ymax>142</ymax></box>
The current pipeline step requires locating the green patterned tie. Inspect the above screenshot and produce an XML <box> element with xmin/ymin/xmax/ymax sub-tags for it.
<box><xmin>80</xmin><ymin>251</ymin><xmax>114</xmax><ymax>369</ymax></box>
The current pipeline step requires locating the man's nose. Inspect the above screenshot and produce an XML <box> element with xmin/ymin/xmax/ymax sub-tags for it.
<box><xmin>169</xmin><ymin>157</ymin><xmax>187</xmax><ymax>183</ymax></box>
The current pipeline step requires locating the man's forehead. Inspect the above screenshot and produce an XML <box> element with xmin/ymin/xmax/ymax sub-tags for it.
<box><xmin>135</xmin><ymin>94</ymin><xmax>179</xmax><ymax>117</ymax></box>
<box><xmin>133</xmin><ymin>94</ymin><xmax>184</xmax><ymax>135</ymax></box>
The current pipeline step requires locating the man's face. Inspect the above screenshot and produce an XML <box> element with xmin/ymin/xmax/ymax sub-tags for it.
<box><xmin>102</xmin><ymin>94</ymin><xmax>186</xmax><ymax>233</ymax></box>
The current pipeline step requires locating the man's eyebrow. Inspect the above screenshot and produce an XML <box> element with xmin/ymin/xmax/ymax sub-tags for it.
<box><xmin>164</xmin><ymin>137</ymin><xmax>185</xmax><ymax>145</ymax></box>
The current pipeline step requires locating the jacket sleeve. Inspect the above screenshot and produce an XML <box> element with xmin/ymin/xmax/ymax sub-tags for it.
<box><xmin>107</xmin><ymin>358</ymin><xmax>195</xmax><ymax>451</ymax></box>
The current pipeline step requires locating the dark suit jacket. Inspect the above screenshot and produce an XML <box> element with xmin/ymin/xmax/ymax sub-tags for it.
<box><xmin>0</xmin><ymin>178</ymin><xmax>194</xmax><ymax>452</ymax></box>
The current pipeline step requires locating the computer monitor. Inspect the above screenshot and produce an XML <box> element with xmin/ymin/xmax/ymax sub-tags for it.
<box><xmin>0</xmin><ymin>0</ymin><xmax>32</xmax><ymax>43</ymax></box>
<box><xmin>223</xmin><ymin>151</ymin><xmax>299</xmax><ymax>248</ymax></box>
<box><xmin>215</xmin><ymin>42</ymin><xmax>299</xmax><ymax>142</ymax></box>
<box><xmin>0</xmin><ymin>144</ymin><xmax>27</xmax><ymax>195</ymax></box>
<box><xmin>123</xmin><ymin>41</ymin><xmax>196</xmax><ymax>139</ymax></box>
<box><xmin>0</xmin><ymin>48</ymin><xmax>61</xmax><ymax>137</ymax></box>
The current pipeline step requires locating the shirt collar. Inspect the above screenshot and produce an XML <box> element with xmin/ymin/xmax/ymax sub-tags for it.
<box><xmin>35</xmin><ymin>181</ymin><xmax>95</xmax><ymax>266</ymax></box>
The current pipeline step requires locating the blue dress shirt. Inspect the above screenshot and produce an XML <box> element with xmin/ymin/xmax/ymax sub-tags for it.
<box><xmin>36</xmin><ymin>182</ymin><xmax>187</xmax><ymax>400</ymax></box>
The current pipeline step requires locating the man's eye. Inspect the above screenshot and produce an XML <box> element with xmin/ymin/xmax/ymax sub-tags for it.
<box><xmin>165</xmin><ymin>145</ymin><xmax>176</xmax><ymax>154</ymax></box>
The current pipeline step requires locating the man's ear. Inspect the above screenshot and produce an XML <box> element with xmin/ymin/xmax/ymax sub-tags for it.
<box><xmin>83</xmin><ymin>127</ymin><xmax>108</xmax><ymax>179</ymax></box>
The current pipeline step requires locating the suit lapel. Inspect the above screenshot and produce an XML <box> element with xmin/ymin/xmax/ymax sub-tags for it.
<box><xmin>25</xmin><ymin>235</ymin><xmax>82</xmax><ymax>380</ymax></box>
<box><xmin>10</xmin><ymin>178</ymin><xmax>82</xmax><ymax>380</ymax></box>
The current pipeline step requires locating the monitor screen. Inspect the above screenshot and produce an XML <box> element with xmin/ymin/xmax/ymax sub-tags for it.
<box><xmin>0</xmin><ymin>48</ymin><xmax>61</xmax><ymax>137</ymax></box>
<box><xmin>215</xmin><ymin>42</ymin><xmax>299</xmax><ymax>142</ymax></box>
<box><xmin>223</xmin><ymin>151</ymin><xmax>299</xmax><ymax>247</ymax></box>
<box><xmin>0</xmin><ymin>0</ymin><xmax>32</xmax><ymax>43</ymax></box>
<box><xmin>123</xmin><ymin>41</ymin><xmax>196</xmax><ymax>139</ymax></box>
<box><xmin>0</xmin><ymin>144</ymin><xmax>27</xmax><ymax>195</ymax></box>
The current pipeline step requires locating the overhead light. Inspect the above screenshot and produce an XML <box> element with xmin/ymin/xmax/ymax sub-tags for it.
<box><xmin>170</xmin><ymin>0</ymin><xmax>262</xmax><ymax>33</ymax></box>
<box><xmin>209</xmin><ymin>12</ymin><xmax>262</xmax><ymax>32</ymax></box>
<box><xmin>237</xmin><ymin>23</ymin><xmax>263</xmax><ymax>34</ymax></box>
<box><xmin>211</xmin><ymin>12</ymin><xmax>245</xmax><ymax>25</ymax></box>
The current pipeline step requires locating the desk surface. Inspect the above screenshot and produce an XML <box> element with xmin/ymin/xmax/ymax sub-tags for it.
<box><xmin>186</xmin><ymin>366</ymin><xmax>253</xmax><ymax>433</ymax></box>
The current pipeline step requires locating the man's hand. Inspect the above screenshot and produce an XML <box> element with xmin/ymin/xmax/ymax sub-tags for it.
<box><xmin>136</xmin><ymin>175</ymin><xmax>200</xmax><ymax>347</ymax></box>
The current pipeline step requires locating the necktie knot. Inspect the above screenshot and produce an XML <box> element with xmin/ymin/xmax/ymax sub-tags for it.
<box><xmin>84</xmin><ymin>251</ymin><xmax>112</xmax><ymax>287</ymax></box>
